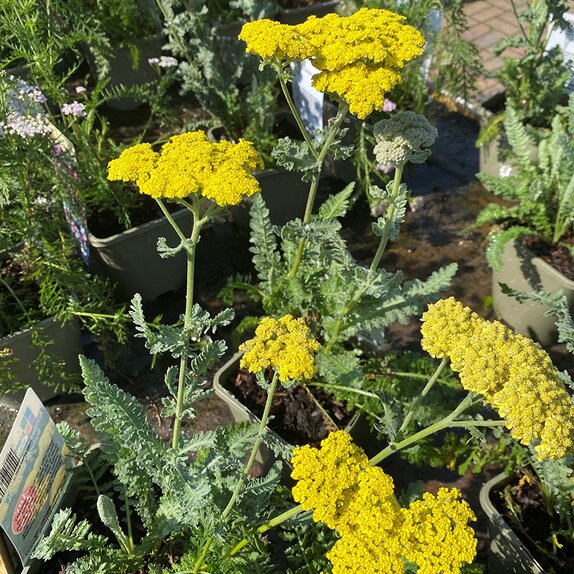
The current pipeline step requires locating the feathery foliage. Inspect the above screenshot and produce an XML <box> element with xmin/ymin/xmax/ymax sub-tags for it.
<box><xmin>477</xmin><ymin>100</ymin><xmax>574</xmax><ymax>269</ymax></box>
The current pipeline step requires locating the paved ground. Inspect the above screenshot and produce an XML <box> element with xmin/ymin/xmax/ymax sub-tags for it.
<box><xmin>463</xmin><ymin>0</ymin><xmax>528</xmax><ymax>104</ymax></box>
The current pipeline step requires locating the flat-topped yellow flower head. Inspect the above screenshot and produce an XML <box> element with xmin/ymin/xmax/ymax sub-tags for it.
<box><xmin>421</xmin><ymin>297</ymin><xmax>574</xmax><ymax>460</ymax></box>
<box><xmin>291</xmin><ymin>432</ymin><xmax>476</xmax><ymax>574</ymax></box>
<box><xmin>107</xmin><ymin>133</ymin><xmax>264</xmax><ymax>206</ymax></box>
<box><xmin>239</xmin><ymin>315</ymin><xmax>320</xmax><ymax>382</ymax></box>
<box><xmin>400</xmin><ymin>488</ymin><xmax>477</xmax><ymax>574</ymax></box>
<box><xmin>239</xmin><ymin>8</ymin><xmax>425</xmax><ymax>119</ymax></box>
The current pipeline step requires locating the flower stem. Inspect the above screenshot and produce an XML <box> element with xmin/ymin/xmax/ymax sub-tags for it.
<box><xmin>322</xmin><ymin>163</ymin><xmax>404</xmax><ymax>353</ymax></box>
<box><xmin>222</xmin><ymin>372</ymin><xmax>280</xmax><ymax>517</ymax></box>
<box><xmin>287</xmin><ymin>105</ymin><xmax>348</xmax><ymax>280</ymax></box>
<box><xmin>368</xmin><ymin>162</ymin><xmax>405</xmax><ymax>276</ymax></box>
<box><xmin>395</xmin><ymin>357</ymin><xmax>448</xmax><ymax>440</ymax></box>
<box><xmin>193</xmin><ymin>372</ymin><xmax>280</xmax><ymax>572</ymax></box>
<box><xmin>369</xmin><ymin>393</ymin><xmax>477</xmax><ymax>467</ymax></box>
<box><xmin>275</xmin><ymin>64</ymin><xmax>318</xmax><ymax>159</ymax></box>
<box><xmin>158</xmin><ymin>197</ymin><xmax>205</xmax><ymax>451</ymax></box>
<box><xmin>228</xmin><ymin>504</ymin><xmax>304</xmax><ymax>557</ymax></box>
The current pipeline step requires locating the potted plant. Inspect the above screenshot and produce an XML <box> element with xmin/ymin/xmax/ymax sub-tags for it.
<box><xmin>0</xmin><ymin>238</ymin><xmax>124</xmax><ymax>408</ymax></box>
<box><xmin>474</xmin><ymin>101</ymin><xmax>574</xmax><ymax>344</ymax></box>
<box><xmin>477</xmin><ymin>291</ymin><xmax>574</xmax><ymax>573</ymax></box>
<box><xmin>475</xmin><ymin>0</ymin><xmax>571</xmax><ymax>179</ymax></box>
<box><xmin>34</xmin><ymin>133</ymin><xmax>491</xmax><ymax>572</ymax></box>
<box><xmin>1</xmin><ymin>5</ymin><xmax>184</xmax><ymax>303</ymax></box>
<box><xmin>85</xmin><ymin>0</ymin><xmax>164</xmax><ymax>110</ymax></box>
<box><xmin>0</xmin><ymin>76</ymin><xmax>126</xmax><ymax>406</ymax></box>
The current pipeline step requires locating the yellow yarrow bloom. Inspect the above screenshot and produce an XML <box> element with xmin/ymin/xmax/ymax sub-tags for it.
<box><xmin>291</xmin><ymin>432</ymin><xmax>476</xmax><ymax>574</ymax></box>
<box><xmin>106</xmin><ymin>142</ymin><xmax>157</xmax><ymax>184</ymax></box>
<box><xmin>238</xmin><ymin>19</ymin><xmax>311</xmax><ymax>61</ymax></box>
<box><xmin>400</xmin><ymin>488</ymin><xmax>477</xmax><ymax>574</ymax></box>
<box><xmin>421</xmin><ymin>297</ymin><xmax>574</xmax><ymax>460</ymax></box>
<box><xmin>291</xmin><ymin>431</ymin><xmax>397</xmax><ymax>531</ymax></box>
<box><xmin>107</xmin><ymin>132</ymin><xmax>264</xmax><ymax>206</ymax></box>
<box><xmin>239</xmin><ymin>8</ymin><xmax>425</xmax><ymax>119</ymax></box>
<box><xmin>239</xmin><ymin>315</ymin><xmax>319</xmax><ymax>382</ymax></box>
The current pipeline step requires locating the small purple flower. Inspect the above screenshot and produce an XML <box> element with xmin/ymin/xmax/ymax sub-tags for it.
<box><xmin>75</xmin><ymin>85</ymin><xmax>86</xmax><ymax>94</ymax></box>
<box><xmin>0</xmin><ymin>78</ymin><xmax>50</xmax><ymax>138</ymax></box>
<box><xmin>62</xmin><ymin>101</ymin><xmax>86</xmax><ymax>117</ymax></box>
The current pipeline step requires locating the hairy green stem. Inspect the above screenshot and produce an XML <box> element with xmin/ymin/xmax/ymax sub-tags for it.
<box><xmin>395</xmin><ymin>357</ymin><xmax>448</xmax><ymax>440</ymax></box>
<box><xmin>287</xmin><ymin>105</ymin><xmax>348</xmax><ymax>279</ymax></box>
<box><xmin>157</xmin><ymin>197</ymin><xmax>205</xmax><ymax>451</ymax></box>
<box><xmin>228</xmin><ymin>504</ymin><xmax>304</xmax><ymax>557</ymax></box>
<box><xmin>276</xmin><ymin>64</ymin><xmax>319</xmax><ymax>159</ymax></box>
<box><xmin>323</xmin><ymin>163</ymin><xmax>404</xmax><ymax>354</ymax></box>
<box><xmin>369</xmin><ymin>393</ymin><xmax>477</xmax><ymax>466</ymax></box>
<box><xmin>307</xmin><ymin>381</ymin><xmax>380</xmax><ymax>399</ymax></box>
<box><xmin>124</xmin><ymin>486</ymin><xmax>134</xmax><ymax>554</ymax></box>
<box><xmin>193</xmin><ymin>372</ymin><xmax>280</xmax><ymax>572</ymax></box>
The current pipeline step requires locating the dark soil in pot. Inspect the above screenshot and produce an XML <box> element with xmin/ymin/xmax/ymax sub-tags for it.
<box><xmin>493</xmin><ymin>468</ymin><xmax>574</xmax><ymax>573</ymax></box>
<box><xmin>88</xmin><ymin>197</ymin><xmax>181</xmax><ymax>239</ymax></box>
<box><xmin>227</xmin><ymin>366</ymin><xmax>353</xmax><ymax>446</ymax></box>
<box><xmin>519</xmin><ymin>234</ymin><xmax>574</xmax><ymax>281</ymax></box>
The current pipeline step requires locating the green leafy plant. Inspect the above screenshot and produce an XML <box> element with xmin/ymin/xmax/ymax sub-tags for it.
<box><xmin>156</xmin><ymin>0</ymin><xmax>280</xmax><ymax>154</ymax></box>
<box><xmin>0</xmin><ymin>0</ymin><xmax>177</xmax><ymax>230</ymax></box>
<box><xmin>474</xmin><ymin>98</ymin><xmax>574</xmax><ymax>270</ymax></box>
<box><xmin>88</xmin><ymin>0</ymin><xmax>162</xmax><ymax>57</ymax></box>
<box><xmin>477</xmin><ymin>0</ymin><xmax>570</xmax><ymax>146</ymax></box>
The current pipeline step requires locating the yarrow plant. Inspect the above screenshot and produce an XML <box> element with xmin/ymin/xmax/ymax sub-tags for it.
<box><xmin>0</xmin><ymin>75</ymin><xmax>51</xmax><ymax>138</ymax></box>
<box><xmin>218</xmin><ymin>9</ymin><xmax>458</xmax><ymax>450</ymax></box>
<box><xmin>291</xmin><ymin>431</ymin><xmax>477</xmax><ymax>574</ymax></box>
<box><xmin>239</xmin><ymin>314</ymin><xmax>320</xmax><ymax>382</ymax></box>
<box><xmin>239</xmin><ymin>8</ymin><xmax>425</xmax><ymax>119</ymax></box>
<box><xmin>239</xmin><ymin>8</ymin><xmax>425</xmax><ymax>120</ymax></box>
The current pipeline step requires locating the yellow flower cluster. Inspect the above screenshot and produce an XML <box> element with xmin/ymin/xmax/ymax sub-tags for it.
<box><xmin>239</xmin><ymin>315</ymin><xmax>320</xmax><ymax>382</ymax></box>
<box><xmin>291</xmin><ymin>431</ymin><xmax>477</xmax><ymax>574</ymax></box>
<box><xmin>107</xmin><ymin>132</ymin><xmax>264</xmax><ymax>206</ymax></box>
<box><xmin>421</xmin><ymin>297</ymin><xmax>574</xmax><ymax>459</ymax></box>
<box><xmin>400</xmin><ymin>489</ymin><xmax>477</xmax><ymax>574</ymax></box>
<box><xmin>239</xmin><ymin>8</ymin><xmax>425</xmax><ymax>119</ymax></box>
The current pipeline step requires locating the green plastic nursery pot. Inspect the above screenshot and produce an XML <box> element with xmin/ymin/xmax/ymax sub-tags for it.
<box><xmin>491</xmin><ymin>239</ymin><xmax>574</xmax><ymax>345</ymax></box>
<box><xmin>88</xmin><ymin>207</ymin><xmax>192</xmax><ymax>303</ymax></box>
<box><xmin>86</xmin><ymin>35</ymin><xmax>164</xmax><ymax>111</ymax></box>
<box><xmin>479</xmin><ymin>473</ymin><xmax>544</xmax><ymax>574</ymax></box>
<box><xmin>230</xmin><ymin>169</ymin><xmax>310</xmax><ymax>231</ymax></box>
<box><xmin>213</xmin><ymin>351</ymin><xmax>369</xmax><ymax>479</ymax></box>
<box><xmin>0</xmin><ymin>316</ymin><xmax>82</xmax><ymax>409</ymax></box>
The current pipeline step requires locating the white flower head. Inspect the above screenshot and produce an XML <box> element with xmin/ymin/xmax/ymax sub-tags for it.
<box><xmin>62</xmin><ymin>101</ymin><xmax>86</xmax><ymax>117</ymax></box>
<box><xmin>148</xmin><ymin>56</ymin><xmax>178</xmax><ymax>68</ymax></box>
<box><xmin>499</xmin><ymin>164</ymin><xmax>513</xmax><ymax>178</ymax></box>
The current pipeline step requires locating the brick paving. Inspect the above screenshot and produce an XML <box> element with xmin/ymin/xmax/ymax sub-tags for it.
<box><xmin>463</xmin><ymin>0</ymin><xmax>528</xmax><ymax>106</ymax></box>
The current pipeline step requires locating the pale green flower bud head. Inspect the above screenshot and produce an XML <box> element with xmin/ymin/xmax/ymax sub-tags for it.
<box><xmin>373</xmin><ymin>111</ymin><xmax>438</xmax><ymax>167</ymax></box>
